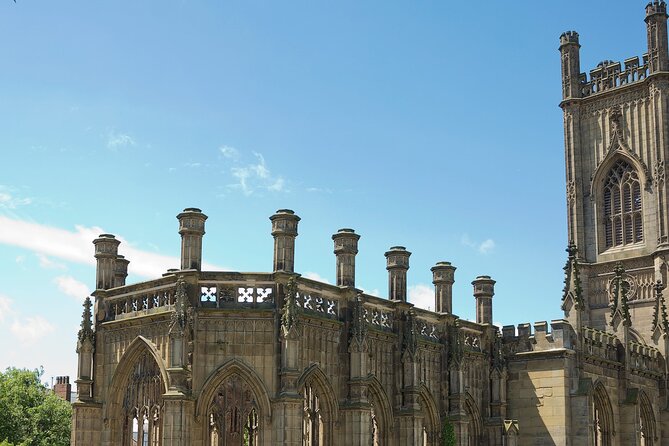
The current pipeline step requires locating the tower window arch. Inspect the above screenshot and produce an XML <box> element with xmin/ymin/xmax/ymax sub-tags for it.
<box><xmin>602</xmin><ymin>159</ymin><xmax>643</xmax><ymax>248</ymax></box>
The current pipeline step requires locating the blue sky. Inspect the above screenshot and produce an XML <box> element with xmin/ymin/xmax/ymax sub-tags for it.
<box><xmin>0</xmin><ymin>1</ymin><xmax>652</xmax><ymax>384</ymax></box>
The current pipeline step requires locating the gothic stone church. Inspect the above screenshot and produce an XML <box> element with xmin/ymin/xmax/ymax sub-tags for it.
<box><xmin>71</xmin><ymin>4</ymin><xmax>669</xmax><ymax>445</ymax></box>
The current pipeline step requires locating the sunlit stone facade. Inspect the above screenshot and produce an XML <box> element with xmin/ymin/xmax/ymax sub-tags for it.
<box><xmin>72</xmin><ymin>4</ymin><xmax>669</xmax><ymax>445</ymax></box>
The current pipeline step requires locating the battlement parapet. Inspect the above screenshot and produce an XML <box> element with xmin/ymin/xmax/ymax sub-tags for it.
<box><xmin>646</xmin><ymin>1</ymin><xmax>667</xmax><ymax>17</ymax></box>
<box><xmin>582</xmin><ymin>327</ymin><xmax>621</xmax><ymax>366</ymax></box>
<box><xmin>578</xmin><ymin>57</ymin><xmax>649</xmax><ymax>97</ymax></box>
<box><xmin>628</xmin><ymin>340</ymin><xmax>664</xmax><ymax>378</ymax></box>
<box><xmin>502</xmin><ymin>319</ymin><xmax>574</xmax><ymax>355</ymax></box>
<box><xmin>559</xmin><ymin>31</ymin><xmax>580</xmax><ymax>47</ymax></box>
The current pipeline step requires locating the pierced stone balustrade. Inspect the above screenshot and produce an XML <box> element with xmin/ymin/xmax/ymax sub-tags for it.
<box><xmin>198</xmin><ymin>272</ymin><xmax>276</xmax><ymax>308</ymax></box>
<box><xmin>103</xmin><ymin>279</ymin><xmax>177</xmax><ymax>321</ymax></box>
<box><xmin>295</xmin><ymin>282</ymin><xmax>340</xmax><ymax>319</ymax></box>
<box><xmin>414</xmin><ymin>308</ymin><xmax>441</xmax><ymax>341</ymax></box>
<box><xmin>580</xmin><ymin>56</ymin><xmax>649</xmax><ymax>97</ymax></box>
<box><xmin>362</xmin><ymin>296</ymin><xmax>395</xmax><ymax>331</ymax></box>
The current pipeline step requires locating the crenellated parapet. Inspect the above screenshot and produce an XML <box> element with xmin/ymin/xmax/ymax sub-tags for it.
<box><xmin>628</xmin><ymin>341</ymin><xmax>664</xmax><ymax>378</ymax></box>
<box><xmin>560</xmin><ymin>3</ymin><xmax>669</xmax><ymax>101</ymax></box>
<box><xmin>501</xmin><ymin>320</ymin><xmax>575</xmax><ymax>356</ymax></box>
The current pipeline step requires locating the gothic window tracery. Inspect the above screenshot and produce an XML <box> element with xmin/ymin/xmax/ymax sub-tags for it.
<box><xmin>602</xmin><ymin>159</ymin><xmax>643</xmax><ymax>248</ymax></box>
<box><xmin>592</xmin><ymin>384</ymin><xmax>612</xmax><ymax>446</ymax></box>
<box><xmin>303</xmin><ymin>384</ymin><xmax>324</xmax><ymax>446</ymax></box>
<box><xmin>370</xmin><ymin>406</ymin><xmax>379</xmax><ymax>446</ymax></box>
<box><xmin>639</xmin><ymin>392</ymin><xmax>655</xmax><ymax>446</ymax></box>
<box><xmin>208</xmin><ymin>375</ymin><xmax>259</xmax><ymax>446</ymax></box>
<box><xmin>121</xmin><ymin>353</ymin><xmax>163</xmax><ymax>446</ymax></box>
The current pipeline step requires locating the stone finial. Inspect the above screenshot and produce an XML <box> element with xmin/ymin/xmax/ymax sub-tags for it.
<box><xmin>432</xmin><ymin>261</ymin><xmax>456</xmax><ymax>313</ymax></box>
<box><xmin>93</xmin><ymin>234</ymin><xmax>120</xmax><ymax>290</ymax></box>
<box><xmin>472</xmin><ymin>275</ymin><xmax>495</xmax><ymax>325</ymax></box>
<box><xmin>333</xmin><ymin>228</ymin><xmax>360</xmax><ymax>287</ymax></box>
<box><xmin>646</xmin><ymin>1</ymin><xmax>669</xmax><ymax>72</ymax></box>
<box><xmin>385</xmin><ymin>246</ymin><xmax>411</xmax><ymax>301</ymax></box>
<box><xmin>113</xmin><ymin>255</ymin><xmax>130</xmax><ymax>288</ymax></box>
<box><xmin>177</xmin><ymin>208</ymin><xmax>208</xmax><ymax>271</ymax></box>
<box><xmin>270</xmin><ymin>209</ymin><xmax>301</xmax><ymax>273</ymax></box>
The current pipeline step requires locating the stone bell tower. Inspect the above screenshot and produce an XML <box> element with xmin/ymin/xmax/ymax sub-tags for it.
<box><xmin>559</xmin><ymin>2</ymin><xmax>669</xmax><ymax>342</ymax></box>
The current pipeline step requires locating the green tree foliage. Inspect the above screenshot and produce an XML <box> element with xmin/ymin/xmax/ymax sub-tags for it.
<box><xmin>442</xmin><ymin>418</ymin><xmax>456</xmax><ymax>446</ymax></box>
<box><xmin>0</xmin><ymin>368</ymin><xmax>71</xmax><ymax>446</ymax></box>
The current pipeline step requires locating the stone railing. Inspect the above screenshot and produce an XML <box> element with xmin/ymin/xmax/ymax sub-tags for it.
<box><xmin>414</xmin><ymin>308</ymin><xmax>441</xmax><ymax>341</ymax></box>
<box><xmin>103</xmin><ymin>277</ymin><xmax>178</xmax><ymax>321</ymax></box>
<box><xmin>458</xmin><ymin>320</ymin><xmax>484</xmax><ymax>352</ymax></box>
<box><xmin>580</xmin><ymin>56</ymin><xmax>648</xmax><ymax>97</ymax></box>
<box><xmin>628</xmin><ymin>341</ymin><xmax>664</xmax><ymax>378</ymax></box>
<box><xmin>362</xmin><ymin>295</ymin><xmax>395</xmax><ymax>332</ymax></box>
<box><xmin>582</xmin><ymin>327</ymin><xmax>621</xmax><ymax>364</ymax></box>
<box><xmin>198</xmin><ymin>272</ymin><xmax>276</xmax><ymax>308</ymax></box>
<box><xmin>295</xmin><ymin>280</ymin><xmax>341</xmax><ymax>320</ymax></box>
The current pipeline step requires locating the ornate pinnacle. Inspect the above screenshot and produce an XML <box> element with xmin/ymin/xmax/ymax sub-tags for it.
<box><xmin>491</xmin><ymin>332</ymin><xmax>505</xmax><ymax>372</ymax></box>
<box><xmin>562</xmin><ymin>243</ymin><xmax>584</xmax><ymax>308</ymax></box>
<box><xmin>610</xmin><ymin>262</ymin><xmax>631</xmax><ymax>326</ymax></box>
<box><xmin>653</xmin><ymin>280</ymin><xmax>669</xmax><ymax>334</ymax></box>
<box><xmin>402</xmin><ymin>310</ymin><xmax>418</xmax><ymax>359</ymax></box>
<box><xmin>77</xmin><ymin>296</ymin><xmax>95</xmax><ymax>348</ymax></box>
<box><xmin>281</xmin><ymin>276</ymin><xmax>299</xmax><ymax>335</ymax></box>
<box><xmin>448</xmin><ymin>323</ymin><xmax>464</xmax><ymax>368</ymax></box>
<box><xmin>169</xmin><ymin>278</ymin><xmax>190</xmax><ymax>336</ymax></box>
<box><xmin>350</xmin><ymin>293</ymin><xmax>367</xmax><ymax>345</ymax></box>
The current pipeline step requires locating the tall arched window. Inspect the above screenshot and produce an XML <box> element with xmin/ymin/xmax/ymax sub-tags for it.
<box><xmin>603</xmin><ymin>159</ymin><xmax>643</xmax><ymax>248</ymax></box>
<box><xmin>592</xmin><ymin>384</ymin><xmax>613</xmax><ymax>446</ymax></box>
<box><xmin>208</xmin><ymin>375</ymin><xmax>259</xmax><ymax>446</ymax></box>
<box><xmin>121</xmin><ymin>352</ymin><xmax>163</xmax><ymax>446</ymax></box>
<box><xmin>303</xmin><ymin>384</ymin><xmax>324</xmax><ymax>446</ymax></box>
<box><xmin>639</xmin><ymin>391</ymin><xmax>656</xmax><ymax>446</ymax></box>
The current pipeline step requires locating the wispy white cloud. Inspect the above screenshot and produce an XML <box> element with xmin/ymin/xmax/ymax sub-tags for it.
<box><xmin>185</xmin><ymin>162</ymin><xmax>202</xmax><ymax>168</ymax></box>
<box><xmin>0</xmin><ymin>295</ymin><xmax>14</xmax><ymax>323</ymax></box>
<box><xmin>0</xmin><ymin>186</ymin><xmax>32</xmax><ymax>209</ymax></box>
<box><xmin>361</xmin><ymin>287</ymin><xmax>381</xmax><ymax>297</ymax></box>
<box><xmin>36</xmin><ymin>253</ymin><xmax>66</xmax><ymax>270</ymax></box>
<box><xmin>10</xmin><ymin>316</ymin><xmax>55</xmax><ymax>345</ymax></box>
<box><xmin>219</xmin><ymin>145</ymin><xmax>240</xmax><ymax>160</ymax></box>
<box><xmin>303</xmin><ymin>271</ymin><xmax>331</xmax><ymax>284</ymax></box>
<box><xmin>478</xmin><ymin>239</ymin><xmax>495</xmax><ymax>254</ymax></box>
<box><xmin>0</xmin><ymin>215</ymin><xmax>225</xmax><ymax>279</ymax></box>
<box><xmin>461</xmin><ymin>234</ymin><xmax>496</xmax><ymax>255</ymax></box>
<box><xmin>223</xmin><ymin>150</ymin><xmax>288</xmax><ymax>196</ymax></box>
<box><xmin>55</xmin><ymin>276</ymin><xmax>91</xmax><ymax>301</ymax></box>
<box><xmin>306</xmin><ymin>187</ymin><xmax>333</xmax><ymax>194</ymax></box>
<box><xmin>107</xmin><ymin>131</ymin><xmax>136</xmax><ymax>149</ymax></box>
<box><xmin>409</xmin><ymin>284</ymin><xmax>434</xmax><ymax>310</ymax></box>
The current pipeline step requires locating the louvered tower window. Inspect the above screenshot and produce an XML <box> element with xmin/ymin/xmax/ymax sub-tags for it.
<box><xmin>603</xmin><ymin>160</ymin><xmax>643</xmax><ymax>248</ymax></box>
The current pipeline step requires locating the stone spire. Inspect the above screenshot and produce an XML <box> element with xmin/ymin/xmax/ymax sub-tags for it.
<box><xmin>270</xmin><ymin>209</ymin><xmax>300</xmax><ymax>273</ymax></box>
<box><xmin>559</xmin><ymin>30</ymin><xmax>581</xmax><ymax>99</ymax></box>
<box><xmin>385</xmin><ymin>246</ymin><xmax>410</xmax><ymax>301</ymax></box>
<box><xmin>93</xmin><ymin>234</ymin><xmax>120</xmax><ymax>290</ymax></box>
<box><xmin>177</xmin><ymin>208</ymin><xmax>208</xmax><ymax>270</ymax></box>
<box><xmin>646</xmin><ymin>0</ymin><xmax>669</xmax><ymax>72</ymax></box>
<box><xmin>76</xmin><ymin>296</ymin><xmax>95</xmax><ymax>401</ymax></box>
<box><xmin>472</xmin><ymin>275</ymin><xmax>495</xmax><ymax>325</ymax></box>
<box><xmin>333</xmin><ymin>228</ymin><xmax>360</xmax><ymax>287</ymax></box>
<box><xmin>432</xmin><ymin>261</ymin><xmax>456</xmax><ymax>313</ymax></box>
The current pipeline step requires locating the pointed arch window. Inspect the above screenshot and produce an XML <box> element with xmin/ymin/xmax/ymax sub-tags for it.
<box><xmin>303</xmin><ymin>384</ymin><xmax>324</xmax><ymax>446</ymax></box>
<box><xmin>603</xmin><ymin>159</ymin><xmax>643</xmax><ymax>248</ymax></box>
<box><xmin>592</xmin><ymin>384</ymin><xmax>613</xmax><ymax>446</ymax></box>
<box><xmin>207</xmin><ymin>375</ymin><xmax>259</xmax><ymax>446</ymax></box>
<box><xmin>121</xmin><ymin>352</ymin><xmax>163</xmax><ymax>446</ymax></box>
